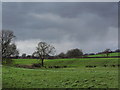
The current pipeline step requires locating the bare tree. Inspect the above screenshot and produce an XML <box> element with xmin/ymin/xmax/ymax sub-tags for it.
<box><xmin>0</xmin><ymin>30</ymin><xmax>19</xmax><ymax>64</ymax></box>
<box><xmin>34</xmin><ymin>42</ymin><xmax>55</xmax><ymax>66</ymax></box>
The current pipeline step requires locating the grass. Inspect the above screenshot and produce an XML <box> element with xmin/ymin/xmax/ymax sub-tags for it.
<box><xmin>2</xmin><ymin>66</ymin><xmax>118</xmax><ymax>88</ymax></box>
<box><xmin>13</xmin><ymin>58</ymin><xmax>118</xmax><ymax>67</ymax></box>
<box><xmin>87</xmin><ymin>52</ymin><xmax>119</xmax><ymax>57</ymax></box>
<box><xmin>2</xmin><ymin>57</ymin><xmax>119</xmax><ymax>88</ymax></box>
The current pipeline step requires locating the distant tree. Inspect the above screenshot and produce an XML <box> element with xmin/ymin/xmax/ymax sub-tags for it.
<box><xmin>96</xmin><ymin>52</ymin><xmax>103</xmax><ymax>54</ymax></box>
<box><xmin>0</xmin><ymin>30</ymin><xmax>19</xmax><ymax>64</ymax></box>
<box><xmin>22</xmin><ymin>53</ymin><xmax>26</xmax><ymax>58</ymax></box>
<box><xmin>58</xmin><ymin>52</ymin><xmax>66</xmax><ymax>58</ymax></box>
<box><xmin>89</xmin><ymin>53</ymin><xmax>95</xmax><ymax>55</ymax></box>
<box><xmin>27</xmin><ymin>55</ymin><xmax>31</xmax><ymax>58</ymax></box>
<box><xmin>66</xmin><ymin>48</ymin><xmax>83</xmax><ymax>58</ymax></box>
<box><xmin>103</xmin><ymin>49</ymin><xmax>111</xmax><ymax>57</ymax></box>
<box><xmin>33</xmin><ymin>42</ymin><xmax>55</xmax><ymax>66</ymax></box>
<box><xmin>115</xmin><ymin>49</ymin><xmax>120</xmax><ymax>52</ymax></box>
<box><xmin>84</xmin><ymin>53</ymin><xmax>89</xmax><ymax>57</ymax></box>
<box><xmin>84</xmin><ymin>53</ymin><xmax>89</xmax><ymax>55</ymax></box>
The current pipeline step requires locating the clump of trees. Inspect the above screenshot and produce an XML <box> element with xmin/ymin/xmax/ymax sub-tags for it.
<box><xmin>58</xmin><ymin>52</ymin><xmax>66</xmax><ymax>58</ymax></box>
<box><xmin>66</xmin><ymin>48</ymin><xmax>83</xmax><ymax>58</ymax></box>
<box><xmin>0</xmin><ymin>30</ymin><xmax>19</xmax><ymax>64</ymax></box>
<box><xmin>21</xmin><ymin>53</ymin><xmax>26</xmax><ymax>58</ymax></box>
<box><xmin>58</xmin><ymin>48</ymin><xmax>83</xmax><ymax>58</ymax></box>
<box><xmin>33</xmin><ymin>42</ymin><xmax>55</xmax><ymax>66</ymax></box>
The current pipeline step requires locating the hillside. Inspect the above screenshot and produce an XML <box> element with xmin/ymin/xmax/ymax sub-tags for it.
<box><xmin>87</xmin><ymin>52</ymin><xmax>119</xmax><ymax>57</ymax></box>
<box><xmin>3</xmin><ymin>57</ymin><xmax>119</xmax><ymax>88</ymax></box>
<box><xmin>13</xmin><ymin>58</ymin><xmax>119</xmax><ymax>68</ymax></box>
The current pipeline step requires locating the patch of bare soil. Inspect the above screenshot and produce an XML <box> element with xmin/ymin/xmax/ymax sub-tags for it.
<box><xmin>15</xmin><ymin>64</ymin><xmax>38</xmax><ymax>69</ymax></box>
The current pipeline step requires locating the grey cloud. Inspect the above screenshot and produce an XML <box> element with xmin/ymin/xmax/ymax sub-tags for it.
<box><xmin>0</xmin><ymin>2</ymin><xmax>2</xmax><ymax>29</ymax></box>
<box><xmin>2</xmin><ymin>0</ymin><xmax>119</xmax><ymax>2</ymax></box>
<box><xmin>2</xmin><ymin>2</ymin><xmax>118</xmax><ymax>54</ymax></box>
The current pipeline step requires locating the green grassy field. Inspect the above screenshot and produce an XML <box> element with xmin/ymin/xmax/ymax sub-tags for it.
<box><xmin>87</xmin><ymin>52</ymin><xmax>119</xmax><ymax>57</ymax></box>
<box><xmin>2</xmin><ymin>57</ymin><xmax>119</xmax><ymax>88</ymax></box>
<box><xmin>13</xmin><ymin>58</ymin><xmax>118</xmax><ymax>67</ymax></box>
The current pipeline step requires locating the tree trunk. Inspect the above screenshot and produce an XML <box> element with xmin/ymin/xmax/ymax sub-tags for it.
<box><xmin>41</xmin><ymin>59</ymin><xmax>44</xmax><ymax>66</ymax></box>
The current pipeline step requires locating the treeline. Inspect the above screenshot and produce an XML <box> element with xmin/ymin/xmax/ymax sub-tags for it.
<box><xmin>11</xmin><ymin>48</ymin><xmax>83</xmax><ymax>59</ymax></box>
<box><xmin>1</xmin><ymin>30</ymin><xmax>120</xmax><ymax>65</ymax></box>
<box><xmin>11</xmin><ymin>48</ymin><xmax>120</xmax><ymax>59</ymax></box>
<box><xmin>84</xmin><ymin>49</ymin><xmax>120</xmax><ymax>56</ymax></box>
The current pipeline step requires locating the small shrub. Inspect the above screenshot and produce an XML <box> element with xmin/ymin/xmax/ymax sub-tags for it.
<box><xmin>111</xmin><ymin>65</ymin><xmax>115</xmax><ymax>67</ymax></box>
<box><xmin>48</xmin><ymin>66</ymin><xmax>53</xmax><ymax>68</ymax></box>
<box><xmin>117</xmin><ymin>64</ymin><xmax>120</xmax><ymax>67</ymax></box>
<box><xmin>54</xmin><ymin>66</ymin><xmax>60</xmax><ymax>68</ymax></box>
<box><xmin>48</xmin><ymin>66</ymin><xmax>67</xmax><ymax>68</ymax></box>
<box><xmin>63</xmin><ymin>66</ymin><xmax>67</xmax><ymax>68</ymax></box>
<box><xmin>103</xmin><ymin>65</ymin><xmax>107</xmax><ymax>67</ymax></box>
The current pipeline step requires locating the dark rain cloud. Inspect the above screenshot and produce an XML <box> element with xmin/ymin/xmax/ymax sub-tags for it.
<box><xmin>2</xmin><ymin>2</ymin><xmax>118</xmax><ymax>54</ymax></box>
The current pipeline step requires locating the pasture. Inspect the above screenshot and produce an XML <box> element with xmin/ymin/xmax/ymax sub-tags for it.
<box><xmin>2</xmin><ymin>57</ymin><xmax>119</xmax><ymax>88</ymax></box>
<box><xmin>87</xmin><ymin>52</ymin><xmax>119</xmax><ymax>57</ymax></box>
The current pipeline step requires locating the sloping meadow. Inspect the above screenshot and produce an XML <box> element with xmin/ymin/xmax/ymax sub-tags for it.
<box><xmin>2</xmin><ymin>58</ymin><xmax>119</xmax><ymax>88</ymax></box>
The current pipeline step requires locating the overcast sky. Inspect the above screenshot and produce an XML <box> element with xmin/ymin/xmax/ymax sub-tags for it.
<box><xmin>2</xmin><ymin>2</ymin><xmax>118</xmax><ymax>55</ymax></box>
